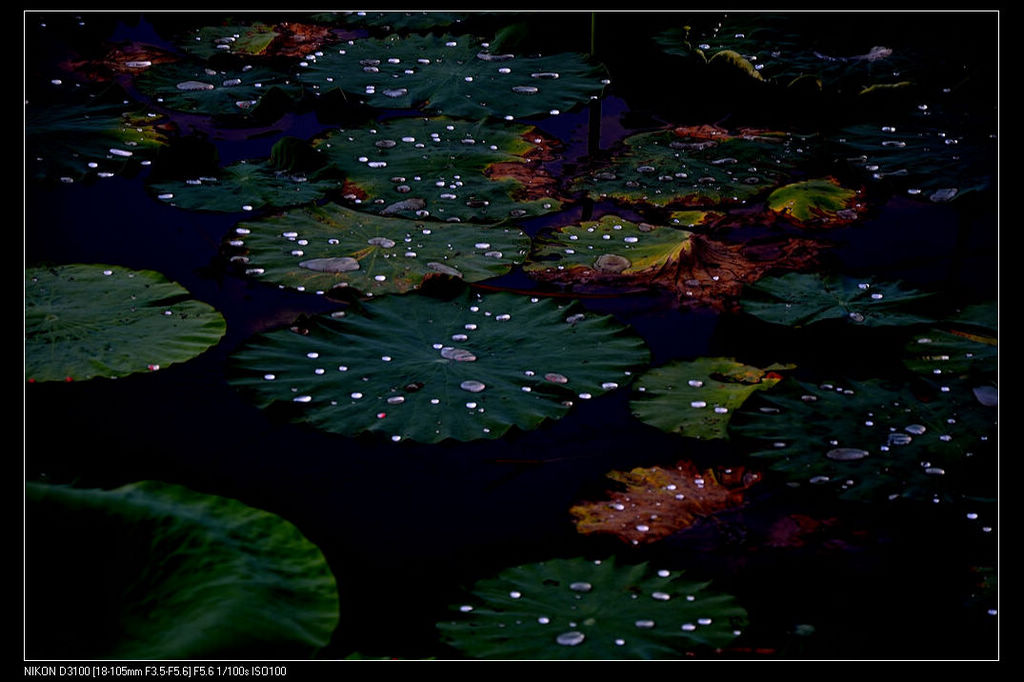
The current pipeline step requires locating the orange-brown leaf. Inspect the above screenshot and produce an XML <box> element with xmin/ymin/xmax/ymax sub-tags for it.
<box><xmin>570</xmin><ymin>461</ymin><xmax>762</xmax><ymax>544</ymax></box>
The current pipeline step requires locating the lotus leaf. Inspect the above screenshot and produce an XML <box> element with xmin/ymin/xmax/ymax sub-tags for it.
<box><xmin>729</xmin><ymin>378</ymin><xmax>996</xmax><ymax>502</ymax></box>
<box><xmin>572</xmin><ymin>127</ymin><xmax>810</xmax><ymax>208</ymax></box>
<box><xmin>227</xmin><ymin>202</ymin><xmax>529</xmax><ymax>296</ymax></box>
<box><xmin>297</xmin><ymin>33</ymin><xmax>606</xmax><ymax>120</ymax></box>
<box><xmin>179</xmin><ymin>21</ymin><xmax>335</xmax><ymax>60</ymax></box>
<box><xmin>903</xmin><ymin>302</ymin><xmax>998</xmax><ymax>379</ymax></box>
<box><xmin>148</xmin><ymin>160</ymin><xmax>340</xmax><ymax>213</ymax></box>
<box><xmin>525</xmin><ymin>214</ymin><xmax>694</xmax><ymax>278</ymax></box>
<box><xmin>25</xmin><ymin>481</ymin><xmax>339</xmax><ymax>659</ymax></box>
<box><xmin>836</xmin><ymin>123</ymin><xmax>995</xmax><ymax>201</ymax></box>
<box><xmin>228</xmin><ymin>289</ymin><xmax>649</xmax><ymax>443</ymax></box>
<box><xmin>313</xmin><ymin>116</ymin><xmax>565</xmax><ymax>223</ymax></box>
<box><xmin>740</xmin><ymin>272</ymin><xmax>936</xmax><ymax>327</ymax></box>
<box><xmin>25</xmin><ymin>264</ymin><xmax>226</xmax><ymax>383</ymax></box>
<box><xmin>437</xmin><ymin>556</ymin><xmax>747</xmax><ymax>659</ymax></box>
<box><xmin>630</xmin><ymin>357</ymin><xmax>791</xmax><ymax>440</ymax></box>
<box><xmin>524</xmin><ymin>215</ymin><xmax>825</xmax><ymax>310</ymax></box>
<box><xmin>570</xmin><ymin>461</ymin><xmax>763</xmax><ymax>545</ymax></box>
<box><xmin>27</xmin><ymin>102</ymin><xmax>169</xmax><ymax>183</ymax></box>
<box><xmin>329</xmin><ymin>10</ymin><xmax>469</xmax><ymax>32</ymax></box>
<box><xmin>135</xmin><ymin>61</ymin><xmax>303</xmax><ymax>116</ymax></box>
<box><xmin>656</xmin><ymin>14</ymin><xmax>911</xmax><ymax>89</ymax></box>
<box><xmin>766</xmin><ymin>177</ymin><xmax>864</xmax><ymax>226</ymax></box>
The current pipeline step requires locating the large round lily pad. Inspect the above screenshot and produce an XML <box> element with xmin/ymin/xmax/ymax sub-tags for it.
<box><xmin>297</xmin><ymin>32</ymin><xmax>607</xmax><ymax>120</ymax></box>
<box><xmin>729</xmin><ymin>378</ymin><xmax>996</xmax><ymax>502</ymax></box>
<box><xmin>227</xmin><ymin>289</ymin><xmax>650</xmax><ymax>443</ymax></box>
<box><xmin>26</xmin><ymin>264</ymin><xmax>227</xmax><ymax>383</ymax></box>
<box><xmin>572</xmin><ymin>126</ymin><xmax>812</xmax><ymax>209</ymax></box>
<box><xmin>228</xmin><ymin>202</ymin><xmax>530</xmax><ymax>297</ymax></box>
<box><xmin>437</xmin><ymin>556</ymin><xmax>747</xmax><ymax>659</ymax></box>
<box><xmin>630</xmin><ymin>357</ymin><xmax>791</xmax><ymax>440</ymax></box>
<box><xmin>740</xmin><ymin>272</ymin><xmax>936</xmax><ymax>328</ymax></box>
<box><xmin>313</xmin><ymin>116</ymin><xmax>565</xmax><ymax>223</ymax></box>
<box><xmin>25</xmin><ymin>480</ymin><xmax>339</xmax><ymax>660</ymax></box>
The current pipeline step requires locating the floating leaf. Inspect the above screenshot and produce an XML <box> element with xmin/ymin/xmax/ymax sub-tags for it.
<box><xmin>570</xmin><ymin>461</ymin><xmax>763</xmax><ymax>545</ymax></box>
<box><xmin>631</xmin><ymin>357</ymin><xmax>791</xmax><ymax>440</ymax></box>
<box><xmin>59</xmin><ymin>42</ymin><xmax>179</xmax><ymax>82</ymax></box>
<box><xmin>227</xmin><ymin>202</ymin><xmax>529</xmax><ymax>297</ymax></box>
<box><xmin>525</xmin><ymin>215</ymin><xmax>825</xmax><ymax>310</ymax></box>
<box><xmin>903</xmin><ymin>301</ymin><xmax>998</xmax><ymax>379</ymax></box>
<box><xmin>180</xmin><ymin>21</ymin><xmax>335</xmax><ymax>59</ymax></box>
<box><xmin>668</xmin><ymin>209</ymin><xmax>721</xmax><ymax>228</ymax></box>
<box><xmin>25</xmin><ymin>264</ymin><xmax>226</xmax><ymax>383</ymax></box>
<box><xmin>148</xmin><ymin>160</ymin><xmax>340</xmax><ymax>213</ymax></box>
<box><xmin>27</xmin><ymin>102</ymin><xmax>170</xmax><ymax>183</ymax></box>
<box><xmin>437</xmin><ymin>557</ymin><xmax>747</xmax><ymax>659</ymax></box>
<box><xmin>314</xmin><ymin>116</ymin><xmax>565</xmax><ymax>223</ymax></box>
<box><xmin>297</xmin><ymin>33</ymin><xmax>606</xmax><ymax>120</ymax></box>
<box><xmin>766</xmin><ymin>177</ymin><xmax>865</xmax><ymax>227</ymax></box>
<box><xmin>26</xmin><ymin>481</ymin><xmax>339</xmax><ymax>659</ymax></box>
<box><xmin>656</xmin><ymin>14</ymin><xmax>911</xmax><ymax>89</ymax></box>
<box><xmin>730</xmin><ymin>378</ymin><xmax>996</xmax><ymax>502</ymax></box>
<box><xmin>836</xmin><ymin>123</ymin><xmax>995</xmax><ymax>201</ymax></box>
<box><xmin>135</xmin><ymin>61</ymin><xmax>303</xmax><ymax>116</ymax></box>
<box><xmin>228</xmin><ymin>289</ymin><xmax>649</xmax><ymax>443</ymax></box>
<box><xmin>328</xmin><ymin>10</ymin><xmax>470</xmax><ymax>32</ymax></box>
<box><xmin>740</xmin><ymin>272</ymin><xmax>936</xmax><ymax>327</ymax></box>
<box><xmin>572</xmin><ymin>127</ymin><xmax>811</xmax><ymax>208</ymax></box>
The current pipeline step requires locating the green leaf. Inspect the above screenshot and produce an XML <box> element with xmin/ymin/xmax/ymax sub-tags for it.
<box><xmin>314</xmin><ymin>116</ymin><xmax>564</xmax><ymax>223</ymax></box>
<box><xmin>297</xmin><ymin>33</ymin><xmax>606</xmax><ymax>120</ymax></box>
<box><xmin>903</xmin><ymin>301</ymin><xmax>998</xmax><ymax>379</ymax></box>
<box><xmin>25</xmin><ymin>481</ymin><xmax>339</xmax><ymax>659</ymax></box>
<box><xmin>729</xmin><ymin>378</ymin><xmax>996</xmax><ymax>502</ymax></box>
<box><xmin>740</xmin><ymin>272</ymin><xmax>936</xmax><ymax>328</ymax></box>
<box><xmin>525</xmin><ymin>214</ymin><xmax>694</xmax><ymax>278</ymax></box>
<box><xmin>27</xmin><ymin>102</ymin><xmax>169</xmax><ymax>183</ymax></box>
<box><xmin>25</xmin><ymin>264</ymin><xmax>226</xmax><ymax>383</ymax></box>
<box><xmin>437</xmin><ymin>556</ymin><xmax>747</xmax><ymax>659</ymax></box>
<box><xmin>572</xmin><ymin>127</ymin><xmax>810</xmax><ymax>208</ymax></box>
<box><xmin>178</xmin><ymin>23</ymin><xmax>281</xmax><ymax>59</ymax></box>
<box><xmin>228</xmin><ymin>202</ymin><xmax>530</xmax><ymax>297</ymax></box>
<box><xmin>631</xmin><ymin>358</ymin><xmax>791</xmax><ymax>440</ymax></box>
<box><xmin>836</xmin><ymin>123</ymin><xmax>995</xmax><ymax>201</ymax></box>
<box><xmin>227</xmin><ymin>289</ymin><xmax>650</xmax><ymax>443</ymax></box>
<box><xmin>766</xmin><ymin>177</ymin><xmax>863</xmax><ymax>226</ymax></box>
<box><xmin>148</xmin><ymin>160</ymin><xmax>340</xmax><ymax>213</ymax></box>
<box><xmin>135</xmin><ymin>61</ymin><xmax>303</xmax><ymax>116</ymax></box>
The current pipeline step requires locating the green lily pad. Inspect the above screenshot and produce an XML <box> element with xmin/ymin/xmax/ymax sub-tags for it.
<box><xmin>631</xmin><ymin>358</ymin><xmax>791</xmax><ymax>440</ymax></box>
<box><xmin>572</xmin><ymin>127</ymin><xmax>811</xmax><ymax>208</ymax></box>
<box><xmin>227</xmin><ymin>202</ymin><xmax>529</xmax><ymax>297</ymax></box>
<box><xmin>525</xmin><ymin>214</ymin><xmax>694</xmax><ymax>279</ymax></box>
<box><xmin>314</xmin><ymin>116</ymin><xmax>564</xmax><ymax>223</ymax></box>
<box><xmin>656</xmin><ymin>14</ymin><xmax>911</xmax><ymax>89</ymax></box>
<box><xmin>227</xmin><ymin>289</ymin><xmax>649</xmax><ymax>443</ymax></box>
<box><xmin>740</xmin><ymin>272</ymin><xmax>936</xmax><ymax>328</ymax></box>
<box><xmin>836</xmin><ymin>123</ymin><xmax>995</xmax><ymax>201</ymax></box>
<box><xmin>178</xmin><ymin>22</ymin><xmax>281</xmax><ymax>59</ymax></box>
<box><xmin>26</xmin><ymin>481</ymin><xmax>339</xmax><ymax>659</ymax></box>
<box><xmin>148</xmin><ymin>159</ymin><xmax>340</xmax><ymax>213</ymax></box>
<box><xmin>904</xmin><ymin>302</ymin><xmax>998</xmax><ymax>379</ymax></box>
<box><xmin>26</xmin><ymin>264</ymin><xmax>227</xmax><ymax>383</ymax></box>
<box><xmin>135</xmin><ymin>61</ymin><xmax>303</xmax><ymax>116</ymax></box>
<box><xmin>729</xmin><ymin>378</ymin><xmax>996</xmax><ymax>502</ymax></box>
<box><xmin>766</xmin><ymin>177</ymin><xmax>864</xmax><ymax>226</ymax></box>
<box><xmin>437</xmin><ymin>556</ymin><xmax>747</xmax><ymax>659</ymax></box>
<box><xmin>27</xmin><ymin>102</ymin><xmax>169</xmax><ymax>183</ymax></box>
<box><xmin>297</xmin><ymin>33</ymin><xmax>606</xmax><ymax>120</ymax></box>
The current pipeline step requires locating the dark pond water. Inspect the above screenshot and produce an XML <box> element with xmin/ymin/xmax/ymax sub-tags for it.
<box><xmin>24</xmin><ymin>10</ymin><xmax>999</xmax><ymax>663</ymax></box>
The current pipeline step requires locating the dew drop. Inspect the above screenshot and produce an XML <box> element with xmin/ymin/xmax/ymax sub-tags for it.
<box><xmin>460</xmin><ymin>380</ymin><xmax>486</xmax><ymax>393</ymax></box>
<box><xmin>905</xmin><ymin>424</ymin><xmax>927</xmax><ymax>435</ymax></box>
<box><xmin>556</xmin><ymin>631</ymin><xmax>585</xmax><ymax>646</ymax></box>
<box><xmin>652</xmin><ymin>592</ymin><xmax>671</xmax><ymax>601</ymax></box>
<box><xmin>545</xmin><ymin>373</ymin><xmax>569</xmax><ymax>384</ymax></box>
<box><xmin>827</xmin><ymin>448</ymin><xmax>870</xmax><ymax>461</ymax></box>
<box><xmin>635</xmin><ymin>620</ymin><xmax>656</xmax><ymax>629</ymax></box>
